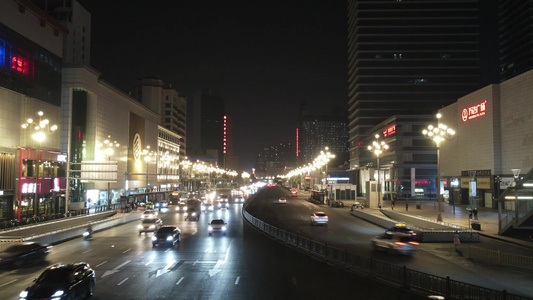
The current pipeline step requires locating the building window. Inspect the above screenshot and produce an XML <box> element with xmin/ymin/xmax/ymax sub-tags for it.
<box><xmin>11</xmin><ymin>48</ymin><xmax>34</xmax><ymax>77</ymax></box>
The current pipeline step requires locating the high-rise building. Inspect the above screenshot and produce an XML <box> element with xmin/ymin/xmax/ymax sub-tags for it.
<box><xmin>32</xmin><ymin>0</ymin><xmax>91</xmax><ymax>65</ymax></box>
<box><xmin>298</xmin><ymin>109</ymin><xmax>348</xmax><ymax>168</ymax></box>
<box><xmin>498</xmin><ymin>0</ymin><xmax>533</xmax><ymax>81</ymax></box>
<box><xmin>133</xmin><ymin>77</ymin><xmax>187</xmax><ymax>159</ymax></box>
<box><xmin>346</xmin><ymin>0</ymin><xmax>499</xmax><ymax>171</ymax></box>
<box><xmin>186</xmin><ymin>91</ymin><xmax>226</xmax><ymax>168</ymax></box>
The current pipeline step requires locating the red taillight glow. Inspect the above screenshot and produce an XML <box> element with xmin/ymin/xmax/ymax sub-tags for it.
<box><xmin>412</xmin><ymin>232</ymin><xmax>417</xmax><ymax>236</ymax></box>
<box><xmin>394</xmin><ymin>242</ymin><xmax>406</xmax><ymax>246</ymax></box>
<box><xmin>409</xmin><ymin>241</ymin><xmax>419</xmax><ymax>246</ymax></box>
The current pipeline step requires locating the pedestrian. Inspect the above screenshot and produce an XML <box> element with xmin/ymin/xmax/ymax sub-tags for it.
<box><xmin>391</xmin><ymin>199</ymin><xmax>395</xmax><ymax>210</ymax></box>
<box><xmin>473</xmin><ymin>207</ymin><xmax>478</xmax><ymax>220</ymax></box>
<box><xmin>454</xmin><ymin>231</ymin><xmax>462</xmax><ymax>254</ymax></box>
<box><xmin>468</xmin><ymin>208</ymin><xmax>472</xmax><ymax>219</ymax></box>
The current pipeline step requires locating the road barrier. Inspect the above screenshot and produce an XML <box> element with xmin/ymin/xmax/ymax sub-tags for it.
<box><xmin>243</xmin><ymin>210</ymin><xmax>532</xmax><ymax>300</ymax></box>
<box><xmin>468</xmin><ymin>246</ymin><xmax>533</xmax><ymax>270</ymax></box>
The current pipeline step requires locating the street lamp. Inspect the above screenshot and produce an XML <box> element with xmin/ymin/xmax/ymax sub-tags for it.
<box><xmin>102</xmin><ymin>136</ymin><xmax>119</xmax><ymax>209</ymax></box>
<box><xmin>21</xmin><ymin>111</ymin><xmax>58</xmax><ymax>217</ymax></box>
<box><xmin>142</xmin><ymin>146</ymin><xmax>154</xmax><ymax>191</ymax></box>
<box><xmin>512</xmin><ymin>168</ymin><xmax>521</xmax><ymax>222</ymax></box>
<box><xmin>422</xmin><ymin>113</ymin><xmax>455</xmax><ymax>222</ymax></box>
<box><xmin>368</xmin><ymin>134</ymin><xmax>389</xmax><ymax>208</ymax></box>
<box><xmin>319</xmin><ymin>147</ymin><xmax>335</xmax><ymax>204</ymax></box>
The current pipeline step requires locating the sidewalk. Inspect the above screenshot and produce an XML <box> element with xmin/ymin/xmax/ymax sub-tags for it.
<box><xmin>372</xmin><ymin>198</ymin><xmax>533</xmax><ymax>249</ymax></box>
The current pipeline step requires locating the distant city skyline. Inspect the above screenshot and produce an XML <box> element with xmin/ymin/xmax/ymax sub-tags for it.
<box><xmin>77</xmin><ymin>0</ymin><xmax>349</xmax><ymax>171</ymax></box>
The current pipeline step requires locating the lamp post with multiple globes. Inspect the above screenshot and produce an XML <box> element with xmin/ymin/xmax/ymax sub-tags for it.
<box><xmin>101</xmin><ymin>136</ymin><xmax>119</xmax><ymax>209</ymax></box>
<box><xmin>367</xmin><ymin>134</ymin><xmax>389</xmax><ymax>209</ymax></box>
<box><xmin>422</xmin><ymin>113</ymin><xmax>455</xmax><ymax>222</ymax></box>
<box><xmin>21</xmin><ymin>111</ymin><xmax>58</xmax><ymax>217</ymax></box>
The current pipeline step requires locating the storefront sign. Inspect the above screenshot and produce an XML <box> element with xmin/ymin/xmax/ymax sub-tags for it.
<box><xmin>476</xmin><ymin>177</ymin><xmax>491</xmax><ymax>189</ymax></box>
<box><xmin>462</xmin><ymin>100</ymin><xmax>487</xmax><ymax>122</ymax></box>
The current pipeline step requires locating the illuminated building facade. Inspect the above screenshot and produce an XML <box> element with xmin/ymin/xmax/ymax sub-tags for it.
<box><xmin>0</xmin><ymin>0</ymin><xmax>68</xmax><ymax>220</ymax></box>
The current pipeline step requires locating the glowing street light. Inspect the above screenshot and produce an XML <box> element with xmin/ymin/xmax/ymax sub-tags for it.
<box><xmin>422</xmin><ymin>113</ymin><xmax>455</xmax><ymax>222</ymax></box>
<box><xmin>367</xmin><ymin>134</ymin><xmax>389</xmax><ymax>209</ymax></box>
<box><xmin>21</xmin><ymin>111</ymin><xmax>58</xmax><ymax>217</ymax></box>
<box><xmin>100</xmin><ymin>135</ymin><xmax>119</xmax><ymax>209</ymax></box>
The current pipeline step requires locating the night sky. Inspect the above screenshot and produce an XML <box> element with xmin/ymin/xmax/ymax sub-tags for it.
<box><xmin>77</xmin><ymin>0</ymin><xmax>349</xmax><ymax>171</ymax></box>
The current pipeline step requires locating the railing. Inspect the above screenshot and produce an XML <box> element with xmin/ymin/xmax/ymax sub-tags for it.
<box><xmin>469</xmin><ymin>246</ymin><xmax>533</xmax><ymax>270</ymax></box>
<box><xmin>243</xmin><ymin>210</ymin><xmax>532</xmax><ymax>300</ymax></box>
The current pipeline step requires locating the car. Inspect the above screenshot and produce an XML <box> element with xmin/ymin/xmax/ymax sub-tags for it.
<box><xmin>290</xmin><ymin>189</ymin><xmax>298</xmax><ymax>197</ymax></box>
<box><xmin>145</xmin><ymin>201</ymin><xmax>154</xmax><ymax>210</ymax></box>
<box><xmin>278</xmin><ymin>197</ymin><xmax>287</xmax><ymax>204</ymax></box>
<box><xmin>218</xmin><ymin>194</ymin><xmax>229</xmax><ymax>202</ymax></box>
<box><xmin>234</xmin><ymin>196</ymin><xmax>245</xmax><ymax>203</ymax></box>
<box><xmin>351</xmin><ymin>202</ymin><xmax>364</xmax><ymax>210</ymax></box>
<box><xmin>152</xmin><ymin>226</ymin><xmax>181</xmax><ymax>248</ymax></box>
<box><xmin>202</xmin><ymin>203</ymin><xmax>214</xmax><ymax>212</ymax></box>
<box><xmin>310</xmin><ymin>212</ymin><xmax>328</xmax><ymax>226</ymax></box>
<box><xmin>208</xmin><ymin>219</ymin><xmax>227</xmax><ymax>235</ymax></box>
<box><xmin>142</xmin><ymin>209</ymin><xmax>158</xmax><ymax>219</ymax></box>
<box><xmin>154</xmin><ymin>201</ymin><xmax>169</xmax><ymax>209</ymax></box>
<box><xmin>138</xmin><ymin>218</ymin><xmax>162</xmax><ymax>235</ymax></box>
<box><xmin>217</xmin><ymin>202</ymin><xmax>228</xmax><ymax>210</ymax></box>
<box><xmin>386</xmin><ymin>223</ymin><xmax>419</xmax><ymax>240</ymax></box>
<box><xmin>176</xmin><ymin>201</ymin><xmax>188</xmax><ymax>212</ymax></box>
<box><xmin>371</xmin><ymin>233</ymin><xmax>419</xmax><ymax>255</ymax></box>
<box><xmin>0</xmin><ymin>242</ymin><xmax>52</xmax><ymax>269</ymax></box>
<box><xmin>331</xmin><ymin>200</ymin><xmax>344</xmax><ymax>208</ymax></box>
<box><xmin>19</xmin><ymin>262</ymin><xmax>95</xmax><ymax>300</ymax></box>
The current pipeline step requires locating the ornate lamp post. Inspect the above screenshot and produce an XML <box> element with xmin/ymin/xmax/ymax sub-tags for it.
<box><xmin>423</xmin><ymin>113</ymin><xmax>455</xmax><ymax>222</ymax></box>
<box><xmin>102</xmin><ymin>136</ymin><xmax>119</xmax><ymax>209</ymax></box>
<box><xmin>512</xmin><ymin>168</ymin><xmax>521</xmax><ymax>222</ymax></box>
<box><xmin>368</xmin><ymin>134</ymin><xmax>389</xmax><ymax>209</ymax></box>
<box><xmin>21</xmin><ymin>111</ymin><xmax>58</xmax><ymax>217</ymax></box>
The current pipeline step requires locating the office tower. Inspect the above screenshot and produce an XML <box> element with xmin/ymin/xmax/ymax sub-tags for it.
<box><xmin>346</xmin><ymin>0</ymin><xmax>498</xmax><ymax>170</ymax></box>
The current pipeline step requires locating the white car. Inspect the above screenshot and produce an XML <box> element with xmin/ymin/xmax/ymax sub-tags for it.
<box><xmin>278</xmin><ymin>197</ymin><xmax>287</xmax><ymax>204</ymax></box>
<box><xmin>310</xmin><ymin>212</ymin><xmax>328</xmax><ymax>226</ymax></box>
<box><xmin>208</xmin><ymin>219</ymin><xmax>227</xmax><ymax>236</ymax></box>
<box><xmin>371</xmin><ymin>233</ymin><xmax>419</xmax><ymax>255</ymax></box>
<box><xmin>142</xmin><ymin>210</ymin><xmax>158</xmax><ymax>219</ymax></box>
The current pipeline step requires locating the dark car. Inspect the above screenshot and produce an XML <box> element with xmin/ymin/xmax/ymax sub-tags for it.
<box><xmin>386</xmin><ymin>223</ymin><xmax>419</xmax><ymax>240</ymax></box>
<box><xmin>152</xmin><ymin>225</ymin><xmax>181</xmax><ymax>248</ymax></box>
<box><xmin>19</xmin><ymin>262</ymin><xmax>95</xmax><ymax>300</ymax></box>
<box><xmin>0</xmin><ymin>242</ymin><xmax>52</xmax><ymax>269</ymax></box>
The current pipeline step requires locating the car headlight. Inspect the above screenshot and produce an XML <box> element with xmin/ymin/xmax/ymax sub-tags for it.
<box><xmin>152</xmin><ymin>236</ymin><xmax>157</xmax><ymax>241</ymax></box>
<box><xmin>222</xmin><ymin>226</ymin><xmax>227</xmax><ymax>231</ymax></box>
<box><xmin>208</xmin><ymin>226</ymin><xmax>213</xmax><ymax>231</ymax></box>
<box><xmin>166</xmin><ymin>236</ymin><xmax>173</xmax><ymax>241</ymax></box>
<box><xmin>192</xmin><ymin>212</ymin><xmax>197</xmax><ymax>216</ymax></box>
<box><xmin>149</xmin><ymin>225</ymin><xmax>155</xmax><ymax>229</ymax></box>
<box><xmin>138</xmin><ymin>225</ymin><xmax>143</xmax><ymax>229</ymax></box>
<box><xmin>19</xmin><ymin>290</ymin><xmax>28</xmax><ymax>298</ymax></box>
<box><xmin>218</xmin><ymin>203</ymin><xmax>222</xmax><ymax>207</ymax></box>
<box><xmin>52</xmin><ymin>290</ymin><xmax>65</xmax><ymax>297</ymax></box>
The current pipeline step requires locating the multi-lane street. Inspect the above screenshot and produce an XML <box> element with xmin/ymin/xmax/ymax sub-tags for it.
<box><xmin>1</xmin><ymin>186</ymin><xmax>532</xmax><ymax>299</ymax></box>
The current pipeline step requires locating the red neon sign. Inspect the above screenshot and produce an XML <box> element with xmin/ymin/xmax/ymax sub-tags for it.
<box><xmin>462</xmin><ymin>100</ymin><xmax>487</xmax><ymax>122</ymax></box>
<box><xmin>382</xmin><ymin>124</ymin><xmax>396</xmax><ymax>137</ymax></box>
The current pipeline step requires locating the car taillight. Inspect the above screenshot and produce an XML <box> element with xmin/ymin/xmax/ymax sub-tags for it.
<box><xmin>324</xmin><ymin>216</ymin><xmax>328</xmax><ymax>219</ymax></box>
<box><xmin>394</xmin><ymin>242</ymin><xmax>406</xmax><ymax>246</ymax></box>
<box><xmin>409</xmin><ymin>241</ymin><xmax>419</xmax><ymax>246</ymax></box>
<box><xmin>412</xmin><ymin>232</ymin><xmax>417</xmax><ymax>236</ymax></box>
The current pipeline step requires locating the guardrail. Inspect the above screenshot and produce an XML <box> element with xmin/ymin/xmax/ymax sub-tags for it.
<box><xmin>468</xmin><ymin>246</ymin><xmax>533</xmax><ymax>270</ymax></box>
<box><xmin>242</xmin><ymin>210</ymin><xmax>531</xmax><ymax>300</ymax></box>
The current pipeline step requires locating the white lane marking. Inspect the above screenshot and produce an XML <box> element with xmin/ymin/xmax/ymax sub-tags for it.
<box><xmin>82</xmin><ymin>249</ymin><xmax>92</xmax><ymax>254</ymax></box>
<box><xmin>101</xmin><ymin>260</ymin><xmax>131</xmax><ymax>278</ymax></box>
<box><xmin>145</xmin><ymin>259</ymin><xmax>154</xmax><ymax>266</ymax></box>
<box><xmin>292</xmin><ymin>277</ymin><xmax>297</xmax><ymax>285</ymax></box>
<box><xmin>94</xmin><ymin>261</ymin><xmax>107</xmax><ymax>268</ymax></box>
<box><xmin>117</xmin><ymin>278</ymin><xmax>129</xmax><ymax>285</ymax></box>
<box><xmin>156</xmin><ymin>260</ymin><xmax>178</xmax><ymax>277</ymax></box>
<box><xmin>0</xmin><ymin>279</ymin><xmax>17</xmax><ymax>288</ymax></box>
<box><xmin>235</xmin><ymin>276</ymin><xmax>240</xmax><ymax>285</ymax></box>
<box><xmin>176</xmin><ymin>277</ymin><xmax>184</xmax><ymax>285</ymax></box>
<box><xmin>122</xmin><ymin>248</ymin><xmax>131</xmax><ymax>254</ymax></box>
